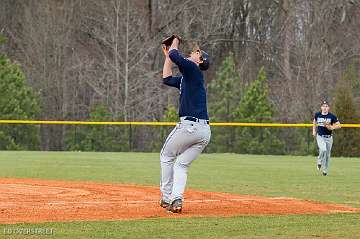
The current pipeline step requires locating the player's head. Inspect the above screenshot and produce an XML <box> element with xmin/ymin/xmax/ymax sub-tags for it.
<box><xmin>187</xmin><ymin>42</ymin><xmax>210</xmax><ymax>71</ymax></box>
<box><xmin>320</xmin><ymin>100</ymin><xmax>330</xmax><ymax>113</ymax></box>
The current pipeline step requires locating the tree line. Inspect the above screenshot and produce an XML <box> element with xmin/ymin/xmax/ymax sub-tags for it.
<box><xmin>0</xmin><ymin>0</ymin><xmax>359</xmax><ymax>156</ymax></box>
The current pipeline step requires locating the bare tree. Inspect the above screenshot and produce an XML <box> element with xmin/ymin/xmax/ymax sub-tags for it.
<box><xmin>4</xmin><ymin>0</ymin><xmax>81</xmax><ymax>149</ymax></box>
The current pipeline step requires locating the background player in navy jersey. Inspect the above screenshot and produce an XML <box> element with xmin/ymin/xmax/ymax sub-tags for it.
<box><xmin>313</xmin><ymin>101</ymin><xmax>341</xmax><ymax>176</ymax></box>
<box><xmin>159</xmin><ymin>36</ymin><xmax>211</xmax><ymax>213</ymax></box>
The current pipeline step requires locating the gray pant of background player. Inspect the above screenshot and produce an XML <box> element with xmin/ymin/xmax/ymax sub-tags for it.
<box><xmin>316</xmin><ymin>134</ymin><xmax>333</xmax><ymax>174</ymax></box>
<box><xmin>160</xmin><ymin>119</ymin><xmax>211</xmax><ymax>203</ymax></box>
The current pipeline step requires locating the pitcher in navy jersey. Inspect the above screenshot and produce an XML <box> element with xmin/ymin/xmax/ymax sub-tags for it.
<box><xmin>313</xmin><ymin>101</ymin><xmax>341</xmax><ymax>176</ymax></box>
<box><xmin>159</xmin><ymin>36</ymin><xmax>211</xmax><ymax>213</ymax></box>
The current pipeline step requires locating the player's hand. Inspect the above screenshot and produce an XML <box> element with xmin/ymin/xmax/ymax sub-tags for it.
<box><xmin>162</xmin><ymin>44</ymin><xmax>169</xmax><ymax>57</ymax></box>
<box><xmin>162</xmin><ymin>35</ymin><xmax>182</xmax><ymax>47</ymax></box>
<box><xmin>326</xmin><ymin>125</ymin><xmax>333</xmax><ymax>130</ymax></box>
<box><xmin>172</xmin><ymin>37</ymin><xmax>180</xmax><ymax>46</ymax></box>
<box><xmin>312</xmin><ymin>131</ymin><xmax>316</xmax><ymax>137</ymax></box>
<box><xmin>324</xmin><ymin>122</ymin><xmax>333</xmax><ymax>130</ymax></box>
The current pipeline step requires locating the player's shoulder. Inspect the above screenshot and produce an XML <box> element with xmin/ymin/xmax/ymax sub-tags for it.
<box><xmin>314</xmin><ymin>111</ymin><xmax>321</xmax><ymax>117</ymax></box>
<box><xmin>329</xmin><ymin>112</ymin><xmax>338</xmax><ymax>119</ymax></box>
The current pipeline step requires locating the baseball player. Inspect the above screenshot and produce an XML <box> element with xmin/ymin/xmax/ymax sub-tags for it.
<box><xmin>313</xmin><ymin>101</ymin><xmax>341</xmax><ymax>176</ymax></box>
<box><xmin>159</xmin><ymin>36</ymin><xmax>211</xmax><ymax>213</ymax></box>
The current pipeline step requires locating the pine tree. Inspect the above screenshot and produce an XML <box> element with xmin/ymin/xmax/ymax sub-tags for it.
<box><xmin>0</xmin><ymin>35</ymin><xmax>40</xmax><ymax>149</ymax></box>
<box><xmin>162</xmin><ymin>105</ymin><xmax>178</xmax><ymax>122</ymax></box>
<box><xmin>234</xmin><ymin>67</ymin><xmax>285</xmax><ymax>154</ymax></box>
<box><xmin>151</xmin><ymin>105</ymin><xmax>179</xmax><ymax>151</ymax></box>
<box><xmin>65</xmin><ymin>104</ymin><xmax>129</xmax><ymax>151</ymax></box>
<box><xmin>332</xmin><ymin>64</ymin><xmax>360</xmax><ymax>157</ymax></box>
<box><xmin>207</xmin><ymin>52</ymin><xmax>242</xmax><ymax>152</ymax></box>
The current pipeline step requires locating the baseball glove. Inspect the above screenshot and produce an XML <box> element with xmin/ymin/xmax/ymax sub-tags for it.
<box><xmin>323</xmin><ymin>121</ymin><xmax>333</xmax><ymax>130</ymax></box>
<box><xmin>161</xmin><ymin>34</ymin><xmax>182</xmax><ymax>47</ymax></box>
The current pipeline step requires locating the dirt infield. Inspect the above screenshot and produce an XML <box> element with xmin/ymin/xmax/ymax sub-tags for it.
<box><xmin>0</xmin><ymin>178</ymin><xmax>359</xmax><ymax>224</ymax></box>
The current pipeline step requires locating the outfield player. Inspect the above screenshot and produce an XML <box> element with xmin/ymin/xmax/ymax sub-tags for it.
<box><xmin>313</xmin><ymin>101</ymin><xmax>341</xmax><ymax>176</ymax></box>
<box><xmin>159</xmin><ymin>37</ymin><xmax>211</xmax><ymax>213</ymax></box>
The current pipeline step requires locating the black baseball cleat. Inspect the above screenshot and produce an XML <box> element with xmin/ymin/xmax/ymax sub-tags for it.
<box><xmin>159</xmin><ymin>199</ymin><xmax>170</xmax><ymax>208</ymax></box>
<box><xmin>317</xmin><ymin>164</ymin><xmax>321</xmax><ymax>171</ymax></box>
<box><xmin>166</xmin><ymin>199</ymin><xmax>183</xmax><ymax>213</ymax></box>
<box><xmin>322</xmin><ymin>172</ymin><xmax>327</xmax><ymax>176</ymax></box>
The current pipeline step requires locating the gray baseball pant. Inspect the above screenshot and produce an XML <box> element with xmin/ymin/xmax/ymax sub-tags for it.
<box><xmin>316</xmin><ymin>134</ymin><xmax>333</xmax><ymax>174</ymax></box>
<box><xmin>160</xmin><ymin>119</ymin><xmax>211</xmax><ymax>203</ymax></box>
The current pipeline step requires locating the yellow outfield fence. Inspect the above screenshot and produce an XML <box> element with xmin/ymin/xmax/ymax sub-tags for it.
<box><xmin>0</xmin><ymin>120</ymin><xmax>359</xmax><ymax>128</ymax></box>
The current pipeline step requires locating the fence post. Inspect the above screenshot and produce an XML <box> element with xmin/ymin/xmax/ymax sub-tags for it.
<box><xmin>129</xmin><ymin>124</ymin><xmax>132</xmax><ymax>151</ymax></box>
<box><xmin>307</xmin><ymin>128</ymin><xmax>310</xmax><ymax>155</ymax></box>
<box><xmin>74</xmin><ymin>125</ymin><xmax>77</xmax><ymax>149</ymax></box>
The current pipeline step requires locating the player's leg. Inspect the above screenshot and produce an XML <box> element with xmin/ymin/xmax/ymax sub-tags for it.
<box><xmin>171</xmin><ymin>143</ymin><xmax>207</xmax><ymax>201</ymax></box>
<box><xmin>160</xmin><ymin>126</ymin><xmax>179</xmax><ymax>204</ymax></box>
<box><xmin>316</xmin><ymin>135</ymin><xmax>327</xmax><ymax>169</ymax></box>
<box><xmin>166</xmin><ymin>144</ymin><xmax>206</xmax><ymax>213</ymax></box>
<box><xmin>322</xmin><ymin>137</ymin><xmax>333</xmax><ymax>175</ymax></box>
<box><xmin>170</xmin><ymin>124</ymin><xmax>211</xmax><ymax>202</ymax></box>
<box><xmin>160</xmin><ymin>122</ymin><xmax>205</xmax><ymax>204</ymax></box>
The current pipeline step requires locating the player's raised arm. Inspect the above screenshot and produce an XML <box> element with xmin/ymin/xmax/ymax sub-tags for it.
<box><xmin>162</xmin><ymin>44</ymin><xmax>172</xmax><ymax>78</ymax></box>
<box><xmin>161</xmin><ymin>44</ymin><xmax>181</xmax><ymax>89</ymax></box>
<box><xmin>169</xmin><ymin>36</ymin><xmax>179</xmax><ymax>51</ymax></box>
<box><xmin>168</xmin><ymin>38</ymin><xmax>191</xmax><ymax>72</ymax></box>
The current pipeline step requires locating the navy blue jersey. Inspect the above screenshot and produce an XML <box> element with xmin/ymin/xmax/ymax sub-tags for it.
<box><xmin>314</xmin><ymin>112</ymin><xmax>339</xmax><ymax>136</ymax></box>
<box><xmin>162</xmin><ymin>49</ymin><xmax>209</xmax><ymax>120</ymax></box>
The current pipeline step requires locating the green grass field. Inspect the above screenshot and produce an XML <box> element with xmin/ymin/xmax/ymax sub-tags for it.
<box><xmin>0</xmin><ymin>151</ymin><xmax>359</xmax><ymax>238</ymax></box>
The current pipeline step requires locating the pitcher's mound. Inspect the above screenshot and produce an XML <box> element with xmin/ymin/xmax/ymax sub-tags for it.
<box><xmin>0</xmin><ymin>178</ymin><xmax>358</xmax><ymax>224</ymax></box>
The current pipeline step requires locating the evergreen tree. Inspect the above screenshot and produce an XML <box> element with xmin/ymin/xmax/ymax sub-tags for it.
<box><xmin>332</xmin><ymin>64</ymin><xmax>360</xmax><ymax>157</ymax></box>
<box><xmin>345</xmin><ymin>63</ymin><xmax>360</xmax><ymax>106</ymax></box>
<box><xmin>65</xmin><ymin>104</ymin><xmax>129</xmax><ymax>151</ymax></box>
<box><xmin>151</xmin><ymin>105</ymin><xmax>178</xmax><ymax>152</ymax></box>
<box><xmin>162</xmin><ymin>105</ymin><xmax>178</xmax><ymax>122</ymax></box>
<box><xmin>0</xmin><ymin>35</ymin><xmax>40</xmax><ymax>149</ymax></box>
<box><xmin>234</xmin><ymin>67</ymin><xmax>285</xmax><ymax>154</ymax></box>
<box><xmin>207</xmin><ymin>53</ymin><xmax>242</xmax><ymax>152</ymax></box>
